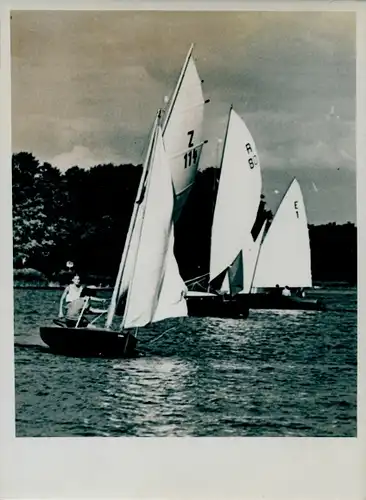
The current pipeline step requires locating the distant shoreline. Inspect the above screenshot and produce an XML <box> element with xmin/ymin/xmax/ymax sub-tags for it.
<box><xmin>13</xmin><ymin>281</ymin><xmax>356</xmax><ymax>291</ymax></box>
<box><xmin>13</xmin><ymin>280</ymin><xmax>113</xmax><ymax>290</ymax></box>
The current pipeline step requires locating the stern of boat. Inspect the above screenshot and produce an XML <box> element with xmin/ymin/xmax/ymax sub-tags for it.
<box><xmin>39</xmin><ymin>325</ymin><xmax>137</xmax><ymax>358</ymax></box>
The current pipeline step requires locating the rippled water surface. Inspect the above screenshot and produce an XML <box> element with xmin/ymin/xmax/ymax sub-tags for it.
<box><xmin>14</xmin><ymin>288</ymin><xmax>357</xmax><ymax>437</ymax></box>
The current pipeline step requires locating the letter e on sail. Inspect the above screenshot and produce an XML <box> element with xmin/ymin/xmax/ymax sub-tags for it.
<box><xmin>252</xmin><ymin>178</ymin><xmax>312</xmax><ymax>289</ymax></box>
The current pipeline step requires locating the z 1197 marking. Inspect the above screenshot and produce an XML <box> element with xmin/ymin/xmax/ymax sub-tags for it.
<box><xmin>184</xmin><ymin>147</ymin><xmax>198</xmax><ymax>169</ymax></box>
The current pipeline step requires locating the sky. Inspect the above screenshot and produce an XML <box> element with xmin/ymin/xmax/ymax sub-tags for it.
<box><xmin>10</xmin><ymin>10</ymin><xmax>356</xmax><ymax>224</ymax></box>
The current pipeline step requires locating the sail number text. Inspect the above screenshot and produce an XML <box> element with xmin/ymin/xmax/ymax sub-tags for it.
<box><xmin>294</xmin><ymin>201</ymin><xmax>299</xmax><ymax>218</ymax></box>
<box><xmin>246</xmin><ymin>143</ymin><xmax>258</xmax><ymax>169</ymax></box>
<box><xmin>184</xmin><ymin>130</ymin><xmax>198</xmax><ymax>169</ymax></box>
<box><xmin>184</xmin><ymin>147</ymin><xmax>199</xmax><ymax>169</ymax></box>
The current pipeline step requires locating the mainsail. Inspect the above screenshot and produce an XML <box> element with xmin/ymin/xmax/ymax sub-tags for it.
<box><xmin>105</xmin><ymin>112</ymin><xmax>160</xmax><ymax>328</ymax></box>
<box><xmin>162</xmin><ymin>44</ymin><xmax>206</xmax><ymax>220</ymax></box>
<box><xmin>251</xmin><ymin>178</ymin><xmax>312</xmax><ymax>289</ymax></box>
<box><xmin>209</xmin><ymin>107</ymin><xmax>262</xmax><ymax>294</ymax></box>
<box><xmin>122</xmin><ymin>126</ymin><xmax>187</xmax><ymax>329</ymax></box>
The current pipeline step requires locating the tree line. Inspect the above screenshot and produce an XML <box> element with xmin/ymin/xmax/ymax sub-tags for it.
<box><xmin>12</xmin><ymin>152</ymin><xmax>357</xmax><ymax>286</ymax></box>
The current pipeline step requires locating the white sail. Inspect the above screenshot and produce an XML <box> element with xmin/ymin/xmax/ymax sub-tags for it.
<box><xmin>153</xmin><ymin>232</ymin><xmax>188</xmax><ymax>322</ymax></box>
<box><xmin>220</xmin><ymin>272</ymin><xmax>230</xmax><ymax>294</ymax></box>
<box><xmin>221</xmin><ymin>223</ymin><xmax>265</xmax><ymax>295</ymax></box>
<box><xmin>242</xmin><ymin>222</ymin><xmax>266</xmax><ymax>293</ymax></box>
<box><xmin>210</xmin><ymin>107</ymin><xmax>262</xmax><ymax>286</ymax></box>
<box><xmin>251</xmin><ymin>178</ymin><xmax>312</xmax><ymax>289</ymax></box>
<box><xmin>162</xmin><ymin>44</ymin><xmax>205</xmax><ymax>220</ymax></box>
<box><xmin>122</xmin><ymin>127</ymin><xmax>186</xmax><ymax>329</ymax></box>
<box><xmin>105</xmin><ymin>113</ymin><xmax>159</xmax><ymax>328</ymax></box>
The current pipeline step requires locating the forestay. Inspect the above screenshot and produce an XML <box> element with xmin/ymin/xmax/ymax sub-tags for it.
<box><xmin>162</xmin><ymin>44</ymin><xmax>205</xmax><ymax>220</ymax></box>
<box><xmin>251</xmin><ymin>178</ymin><xmax>312</xmax><ymax>289</ymax></box>
<box><xmin>210</xmin><ymin>107</ymin><xmax>262</xmax><ymax>290</ymax></box>
<box><xmin>122</xmin><ymin>126</ymin><xmax>187</xmax><ymax>329</ymax></box>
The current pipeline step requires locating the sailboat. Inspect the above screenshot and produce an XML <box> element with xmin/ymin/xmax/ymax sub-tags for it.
<box><xmin>40</xmin><ymin>45</ymin><xmax>206</xmax><ymax>355</ymax></box>
<box><xmin>247</xmin><ymin>178</ymin><xmax>325</xmax><ymax>310</ymax></box>
<box><xmin>40</xmin><ymin>114</ymin><xmax>188</xmax><ymax>357</ymax></box>
<box><xmin>186</xmin><ymin>106</ymin><xmax>262</xmax><ymax>318</ymax></box>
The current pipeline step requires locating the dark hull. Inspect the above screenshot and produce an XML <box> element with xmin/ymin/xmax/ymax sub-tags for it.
<box><xmin>187</xmin><ymin>294</ymin><xmax>250</xmax><ymax>319</ymax></box>
<box><xmin>247</xmin><ymin>294</ymin><xmax>326</xmax><ymax>311</ymax></box>
<box><xmin>39</xmin><ymin>326</ymin><xmax>138</xmax><ymax>357</ymax></box>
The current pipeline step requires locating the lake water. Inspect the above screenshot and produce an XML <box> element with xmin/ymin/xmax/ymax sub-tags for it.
<box><xmin>14</xmin><ymin>288</ymin><xmax>357</xmax><ymax>437</ymax></box>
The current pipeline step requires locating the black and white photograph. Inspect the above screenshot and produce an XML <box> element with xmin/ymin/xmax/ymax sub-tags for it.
<box><xmin>9</xmin><ymin>7</ymin><xmax>357</xmax><ymax>444</ymax></box>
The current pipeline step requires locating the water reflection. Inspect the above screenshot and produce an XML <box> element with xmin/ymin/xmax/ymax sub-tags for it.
<box><xmin>14</xmin><ymin>288</ymin><xmax>357</xmax><ymax>437</ymax></box>
<box><xmin>100</xmin><ymin>357</ymin><xmax>196</xmax><ymax>436</ymax></box>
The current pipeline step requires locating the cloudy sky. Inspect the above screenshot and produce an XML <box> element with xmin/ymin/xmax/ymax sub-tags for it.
<box><xmin>11</xmin><ymin>10</ymin><xmax>355</xmax><ymax>224</ymax></box>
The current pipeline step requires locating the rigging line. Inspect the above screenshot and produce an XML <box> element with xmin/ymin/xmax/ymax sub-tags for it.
<box><xmin>185</xmin><ymin>273</ymin><xmax>209</xmax><ymax>284</ymax></box>
<box><xmin>139</xmin><ymin>326</ymin><xmax>178</xmax><ymax>345</ymax></box>
<box><xmin>75</xmin><ymin>297</ymin><xmax>90</xmax><ymax>328</ymax></box>
<box><xmin>89</xmin><ymin>311</ymin><xmax>107</xmax><ymax>325</ymax></box>
<box><xmin>248</xmin><ymin>224</ymin><xmax>266</xmax><ymax>294</ymax></box>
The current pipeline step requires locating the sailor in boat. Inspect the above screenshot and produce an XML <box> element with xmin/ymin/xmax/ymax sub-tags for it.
<box><xmin>282</xmin><ymin>286</ymin><xmax>292</xmax><ymax>297</ymax></box>
<box><xmin>58</xmin><ymin>274</ymin><xmax>83</xmax><ymax>318</ymax></box>
<box><xmin>58</xmin><ymin>274</ymin><xmax>108</xmax><ymax>327</ymax></box>
<box><xmin>63</xmin><ymin>290</ymin><xmax>89</xmax><ymax>327</ymax></box>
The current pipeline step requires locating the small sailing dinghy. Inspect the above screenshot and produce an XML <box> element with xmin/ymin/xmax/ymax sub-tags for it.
<box><xmin>248</xmin><ymin>178</ymin><xmax>325</xmax><ymax>311</ymax></box>
<box><xmin>40</xmin><ymin>45</ymin><xmax>206</xmax><ymax>355</ymax></box>
<box><xmin>40</xmin><ymin>115</ymin><xmax>188</xmax><ymax>357</ymax></box>
<box><xmin>187</xmin><ymin>106</ymin><xmax>262</xmax><ymax>318</ymax></box>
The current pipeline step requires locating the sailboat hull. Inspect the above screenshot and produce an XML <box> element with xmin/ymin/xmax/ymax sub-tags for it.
<box><xmin>247</xmin><ymin>293</ymin><xmax>326</xmax><ymax>311</ymax></box>
<box><xmin>39</xmin><ymin>326</ymin><xmax>138</xmax><ymax>358</ymax></box>
<box><xmin>186</xmin><ymin>292</ymin><xmax>250</xmax><ymax>319</ymax></box>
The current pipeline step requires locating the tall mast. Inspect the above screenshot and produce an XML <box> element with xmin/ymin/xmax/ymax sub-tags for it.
<box><xmin>248</xmin><ymin>223</ymin><xmax>266</xmax><ymax>293</ymax></box>
<box><xmin>120</xmin><ymin>124</ymin><xmax>160</xmax><ymax>331</ymax></box>
<box><xmin>162</xmin><ymin>43</ymin><xmax>194</xmax><ymax>135</ymax></box>
<box><xmin>208</xmin><ymin>104</ymin><xmax>233</xmax><ymax>291</ymax></box>
<box><xmin>105</xmin><ymin>110</ymin><xmax>161</xmax><ymax>328</ymax></box>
